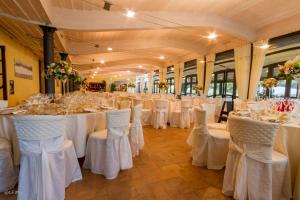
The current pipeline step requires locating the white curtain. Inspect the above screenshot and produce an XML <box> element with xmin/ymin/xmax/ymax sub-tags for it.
<box><xmin>147</xmin><ymin>71</ymin><xmax>154</xmax><ymax>94</ymax></box>
<box><xmin>197</xmin><ymin>56</ymin><xmax>205</xmax><ymax>90</ymax></box>
<box><xmin>204</xmin><ymin>54</ymin><xmax>215</xmax><ymax>96</ymax></box>
<box><xmin>234</xmin><ymin>44</ymin><xmax>251</xmax><ymax>100</ymax></box>
<box><xmin>159</xmin><ymin>67</ymin><xmax>167</xmax><ymax>83</ymax></box>
<box><xmin>140</xmin><ymin>76</ymin><xmax>145</xmax><ymax>93</ymax></box>
<box><xmin>248</xmin><ymin>40</ymin><xmax>268</xmax><ymax>100</ymax></box>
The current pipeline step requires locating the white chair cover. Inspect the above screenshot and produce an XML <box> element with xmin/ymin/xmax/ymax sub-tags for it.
<box><xmin>201</xmin><ymin>103</ymin><xmax>216</xmax><ymax>123</ymax></box>
<box><xmin>142</xmin><ymin>99</ymin><xmax>153</xmax><ymax>126</ymax></box>
<box><xmin>187</xmin><ymin>107</ymin><xmax>230</xmax><ymax>169</ymax></box>
<box><xmin>223</xmin><ymin>116</ymin><xmax>292</xmax><ymax>200</ymax></box>
<box><xmin>170</xmin><ymin>100</ymin><xmax>191</xmax><ymax>128</ymax></box>
<box><xmin>83</xmin><ymin>109</ymin><xmax>133</xmax><ymax>179</ymax></box>
<box><xmin>0</xmin><ymin>137</ymin><xmax>17</xmax><ymax>192</ymax></box>
<box><xmin>129</xmin><ymin>105</ymin><xmax>144</xmax><ymax>157</ymax></box>
<box><xmin>119</xmin><ymin>100</ymin><xmax>131</xmax><ymax>109</ymax></box>
<box><xmin>13</xmin><ymin>115</ymin><xmax>82</xmax><ymax>200</ymax></box>
<box><xmin>152</xmin><ymin>99</ymin><xmax>169</xmax><ymax>129</ymax></box>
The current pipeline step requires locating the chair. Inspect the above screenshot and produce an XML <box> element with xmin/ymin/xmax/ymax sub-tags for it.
<box><xmin>152</xmin><ymin>99</ymin><xmax>169</xmax><ymax>129</ymax></box>
<box><xmin>129</xmin><ymin>105</ymin><xmax>144</xmax><ymax>157</ymax></box>
<box><xmin>142</xmin><ymin>99</ymin><xmax>153</xmax><ymax>126</ymax></box>
<box><xmin>222</xmin><ymin>116</ymin><xmax>291</xmax><ymax>200</ymax></box>
<box><xmin>202</xmin><ymin>103</ymin><xmax>227</xmax><ymax>130</ymax></box>
<box><xmin>0</xmin><ymin>138</ymin><xmax>17</xmax><ymax>192</ymax></box>
<box><xmin>187</xmin><ymin>107</ymin><xmax>230</xmax><ymax>169</ymax></box>
<box><xmin>83</xmin><ymin>109</ymin><xmax>133</xmax><ymax>179</ymax></box>
<box><xmin>170</xmin><ymin>100</ymin><xmax>192</xmax><ymax>128</ymax></box>
<box><xmin>13</xmin><ymin>115</ymin><xmax>82</xmax><ymax>200</ymax></box>
<box><xmin>119</xmin><ymin>100</ymin><xmax>131</xmax><ymax>109</ymax></box>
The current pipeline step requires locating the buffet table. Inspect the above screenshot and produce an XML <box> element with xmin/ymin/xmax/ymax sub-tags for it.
<box><xmin>0</xmin><ymin>112</ymin><xmax>107</xmax><ymax>165</ymax></box>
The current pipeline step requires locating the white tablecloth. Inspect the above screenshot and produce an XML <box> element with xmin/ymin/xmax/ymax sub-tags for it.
<box><xmin>0</xmin><ymin>112</ymin><xmax>107</xmax><ymax>165</ymax></box>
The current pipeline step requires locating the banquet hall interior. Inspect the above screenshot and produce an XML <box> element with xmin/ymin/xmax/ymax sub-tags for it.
<box><xmin>0</xmin><ymin>0</ymin><xmax>300</xmax><ymax>200</ymax></box>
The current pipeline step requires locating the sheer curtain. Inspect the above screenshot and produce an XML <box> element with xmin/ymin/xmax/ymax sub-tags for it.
<box><xmin>234</xmin><ymin>44</ymin><xmax>251</xmax><ymax>100</ymax></box>
<box><xmin>248</xmin><ymin>40</ymin><xmax>268</xmax><ymax>100</ymax></box>
<box><xmin>197</xmin><ymin>56</ymin><xmax>205</xmax><ymax>90</ymax></box>
<box><xmin>147</xmin><ymin>71</ymin><xmax>154</xmax><ymax>94</ymax></box>
<box><xmin>204</xmin><ymin>54</ymin><xmax>215</xmax><ymax>95</ymax></box>
<box><xmin>174</xmin><ymin>63</ymin><xmax>184</xmax><ymax>95</ymax></box>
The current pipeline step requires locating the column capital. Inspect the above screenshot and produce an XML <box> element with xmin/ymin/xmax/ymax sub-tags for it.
<box><xmin>40</xmin><ymin>25</ymin><xmax>56</xmax><ymax>33</ymax></box>
<box><xmin>59</xmin><ymin>52</ymin><xmax>68</xmax><ymax>61</ymax></box>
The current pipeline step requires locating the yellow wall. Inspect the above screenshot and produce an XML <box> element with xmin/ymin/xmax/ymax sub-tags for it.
<box><xmin>0</xmin><ymin>30</ymin><xmax>40</xmax><ymax>107</ymax></box>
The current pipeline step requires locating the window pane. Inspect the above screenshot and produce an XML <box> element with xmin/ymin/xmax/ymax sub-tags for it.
<box><xmin>290</xmin><ymin>80</ymin><xmax>298</xmax><ymax>98</ymax></box>
<box><xmin>227</xmin><ymin>72</ymin><xmax>234</xmax><ymax>81</ymax></box>
<box><xmin>186</xmin><ymin>84</ymin><xmax>191</xmax><ymax>95</ymax></box>
<box><xmin>261</xmin><ymin>67</ymin><xmax>268</xmax><ymax>80</ymax></box>
<box><xmin>272</xmin><ymin>80</ymin><xmax>286</xmax><ymax>97</ymax></box>
<box><xmin>186</xmin><ymin>77</ymin><xmax>191</xmax><ymax>83</ymax></box>
<box><xmin>226</xmin><ymin>82</ymin><xmax>234</xmax><ymax>95</ymax></box>
<box><xmin>208</xmin><ymin>81</ymin><xmax>214</xmax><ymax>96</ymax></box>
<box><xmin>216</xmin><ymin>83</ymin><xmax>221</xmax><ymax>96</ymax></box>
<box><xmin>192</xmin><ymin>76</ymin><xmax>197</xmax><ymax>83</ymax></box>
<box><xmin>217</xmin><ymin>73</ymin><xmax>224</xmax><ymax>81</ymax></box>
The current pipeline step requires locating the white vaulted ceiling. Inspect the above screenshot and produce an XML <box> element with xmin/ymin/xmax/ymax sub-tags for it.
<box><xmin>1</xmin><ymin>0</ymin><xmax>300</xmax><ymax>78</ymax></box>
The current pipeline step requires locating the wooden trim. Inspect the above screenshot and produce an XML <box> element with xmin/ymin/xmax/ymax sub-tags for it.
<box><xmin>247</xmin><ymin>44</ymin><xmax>254</xmax><ymax>99</ymax></box>
<box><xmin>0</xmin><ymin>46</ymin><xmax>7</xmax><ymax>100</ymax></box>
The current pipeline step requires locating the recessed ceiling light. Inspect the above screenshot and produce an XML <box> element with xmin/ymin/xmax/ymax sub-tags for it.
<box><xmin>160</xmin><ymin>56</ymin><xmax>165</xmax><ymax>59</ymax></box>
<box><xmin>259</xmin><ymin>44</ymin><xmax>270</xmax><ymax>49</ymax></box>
<box><xmin>207</xmin><ymin>32</ymin><xmax>217</xmax><ymax>40</ymax></box>
<box><xmin>107</xmin><ymin>47</ymin><xmax>112</xmax><ymax>51</ymax></box>
<box><xmin>100</xmin><ymin>60</ymin><xmax>105</xmax><ymax>64</ymax></box>
<box><xmin>127</xmin><ymin>70</ymin><xmax>130</xmax><ymax>73</ymax></box>
<box><xmin>138</xmin><ymin>65</ymin><xmax>143</xmax><ymax>68</ymax></box>
<box><xmin>126</xmin><ymin>10</ymin><xmax>135</xmax><ymax>18</ymax></box>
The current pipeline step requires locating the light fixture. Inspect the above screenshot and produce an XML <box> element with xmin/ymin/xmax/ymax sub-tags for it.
<box><xmin>207</xmin><ymin>32</ymin><xmax>217</xmax><ymax>40</ymax></box>
<box><xmin>259</xmin><ymin>44</ymin><xmax>270</xmax><ymax>49</ymax></box>
<box><xmin>107</xmin><ymin>47</ymin><xmax>112</xmax><ymax>51</ymax></box>
<box><xmin>126</xmin><ymin>10</ymin><xmax>135</xmax><ymax>18</ymax></box>
<box><xmin>160</xmin><ymin>56</ymin><xmax>165</xmax><ymax>60</ymax></box>
<box><xmin>127</xmin><ymin>70</ymin><xmax>130</xmax><ymax>73</ymax></box>
<box><xmin>100</xmin><ymin>60</ymin><xmax>105</xmax><ymax>64</ymax></box>
<box><xmin>199</xmin><ymin>60</ymin><xmax>205</xmax><ymax>63</ymax></box>
<box><xmin>138</xmin><ymin>65</ymin><xmax>143</xmax><ymax>68</ymax></box>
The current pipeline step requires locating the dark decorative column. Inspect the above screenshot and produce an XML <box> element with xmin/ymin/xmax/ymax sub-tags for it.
<box><xmin>41</xmin><ymin>26</ymin><xmax>56</xmax><ymax>95</ymax></box>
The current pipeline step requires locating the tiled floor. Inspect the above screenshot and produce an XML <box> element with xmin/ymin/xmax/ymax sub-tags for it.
<box><xmin>0</xmin><ymin>126</ymin><xmax>232</xmax><ymax>200</ymax></box>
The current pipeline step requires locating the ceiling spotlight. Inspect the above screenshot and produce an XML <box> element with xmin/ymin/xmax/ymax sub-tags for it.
<box><xmin>126</xmin><ymin>10</ymin><xmax>135</xmax><ymax>18</ymax></box>
<box><xmin>107</xmin><ymin>47</ymin><xmax>112</xmax><ymax>51</ymax></box>
<box><xmin>160</xmin><ymin>56</ymin><xmax>165</xmax><ymax>59</ymax></box>
<box><xmin>138</xmin><ymin>65</ymin><xmax>143</xmax><ymax>68</ymax></box>
<box><xmin>127</xmin><ymin>70</ymin><xmax>130</xmax><ymax>73</ymax></box>
<box><xmin>199</xmin><ymin>60</ymin><xmax>205</xmax><ymax>63</ymax></box>
<box><xmin>100</xmin><ymin>60</ymin><xmax>105</xmax><ymax>64</ymax></box>
<box><xmin>259</xmin><ymin>44</ymin><xmax>270</xmax><ymax>49</ymax></box>
<box><xmin>207</xmin><ymin>32</ymin><xmax>217</xmax><ymax>40</ymax></box>
<box><xmin>103</xmin><ymin>1</ymin><xmax>112</xmax><ymax>11</ymax></box>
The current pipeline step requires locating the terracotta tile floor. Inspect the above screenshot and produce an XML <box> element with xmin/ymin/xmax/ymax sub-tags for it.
<box><xmin>0</xmin><ymin>126</ymin><xmax>232</xmax><ymax>200</ymax></box>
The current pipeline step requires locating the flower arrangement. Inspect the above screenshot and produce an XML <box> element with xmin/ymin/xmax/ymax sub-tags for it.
<box><xmin>276</xmin><ymin>56</ymin><xmax>300</xmax><ymax>80</ymax></box>
<box><xmin>193</xmin><ymin>85</ymin><xmax>203</xmax><ymax>92</ymax></box>
<box><xmin>127</xmin><ymin>83</ymin><xmax>136</xmax><ymax>88</ymax></box>
<box><xmin>262</xmin><ymin>78</ymin><xmax>279</xmax><ymax>89</ymax></box>
<box><xmin>158</xmin><ymin>81</ymin><xmax>169</xmax><ymax>89</ymax></box>
<box><xmin>275</xmin><ymin>100</ymin><xmax>294</xmax><ymax>112</ymax></box>
<box><xmin>144</xmin><ymin>86</ymin><xmax>148</xmax><ymax>92</ymax></box>
<box><xmin>46</xmin><ymin>61</ymin><xmax>79</xmax><ymax>81</ymax></box>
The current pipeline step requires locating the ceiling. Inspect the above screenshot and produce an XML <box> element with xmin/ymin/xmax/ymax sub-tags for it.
<box><xmin>1</xmin><ymin>0</ymin><xmax>300</xmax><ymax>78</ymax></box>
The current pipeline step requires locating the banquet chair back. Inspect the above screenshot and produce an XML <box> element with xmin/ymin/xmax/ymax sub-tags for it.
<box><xmin>201</xmin><ymin>103</ymin><xmax>216</xmax><ymax>123</ymax></box>
<box><xmin>119</xmin><ymin>100</ymin><xmax>131</xmax><ymax>109</ymax></box>
<box><xmin>132</xmin><ymin>99</ymin><xmax>143</xmax><ymax>107</ymax></box>
<box><xmin>153</xmin><ymin>99</ymin><xmax>169</xmax><ymax>129</ymax></box>
<box><xmin>222</xmin><ymin>116</ymin><xmax>291</xmax><ymax>200</ymax></box>
<box><xmin>13</xmin><ymin>115</ymin><xmax>68</xmax><ymax>200</ymax></box>
<box><xmin>180</xmin><ymin>100</ymin><xmax>192</xmax><ymax>128</ymax></box>
<box><xmin>129</xmin><ymin>105</ymin><xmax>144</xmax><ymax>157</ymax></box>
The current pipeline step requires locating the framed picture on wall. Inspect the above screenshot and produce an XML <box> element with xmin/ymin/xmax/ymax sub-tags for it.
<box><xmin>14</xmin><ymin>60</ymin><xmax>32</xmax><ymax>80</ymax></box>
